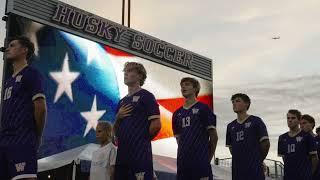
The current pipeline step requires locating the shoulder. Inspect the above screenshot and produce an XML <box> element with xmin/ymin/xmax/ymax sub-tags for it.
<box><xmin>301</xmin><ymin>131</ymin><xmax>314</xmax><ymax>139</ymax></box>
<box><xmin>23</xmin><ymin>66</ymin><xmax>42</xmax><ymax>80</ymax></box>
<box><xmin>173</xmin><ymin>107</ymin><xmax>183</xmax><ymax>117</ymax></box>
<box><xmin>227</xmin><ymin>119</ymin><xmax>237</xmax><ymax>128</ymax></box>
<box><xmin>250</xmin><ymin>115</ymin><xmax>265</xmax><ymax>125</ymax></box>
<box><xmin>250</xmin><ymin>115</ymin><xmax>263</xmax><ymax>122</ymax></box>
<box><xmin>279</xmin><ymin>132</ymin><xmax>288</xmax><ymax>139</ymax></box>
<box><xmin>138</xmin><ymin>89</ymin><xmax>156</xmax><ymax>100</ymax></box>
<box><xmin>25</xmin><ymin>66</ymin><xmax>41</xmax><ymax>75</ymax></box>
<box><xmin>197</xmin><ymin>102</ymin><xmax>212</xmax><ymax>111</ymax></box>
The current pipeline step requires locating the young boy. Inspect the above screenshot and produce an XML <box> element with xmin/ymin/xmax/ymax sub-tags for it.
<box><xmin>90</xmin><ymin>121</ymin><xmax>117</xmax><ymax>180</ymax></box>
<box><xmin>278</xmin><ymin>110</ymin><xmax>318</xmax><ymax>180</ymax></box>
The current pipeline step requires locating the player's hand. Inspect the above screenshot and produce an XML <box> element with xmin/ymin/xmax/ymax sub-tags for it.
<box><xmin>116</xmin><ymin>104</ymin><xmax>133</xmax><ymax>120</ymax></box>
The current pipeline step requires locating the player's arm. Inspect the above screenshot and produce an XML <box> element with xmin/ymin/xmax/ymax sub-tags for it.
<box><xmin>257</xmin><ymin>118</ymin><xmax>270</xmax><ymax>160</ymax></box>
<box><xmin>27</xmin><ymin>70</ymin><xmax>47</xmax><ymax>148</ymax></box>
<box><xmin>208</xmin><ymin>128</ymin><xmax>218</xmax><ymax>162</ymax></box>
<box><xmin>34</xmin><ymin>98</ymin><xmax>47</xmax><ymax>141</ymax></box>
<box><xmin>149</xmin><ymin>118</ymin><xmax>161</xmax><ymax>140</ymax></box>
<box><xmin>172</xmin><ymin>112</ymin><xmax>180</xmax><ymax>144</ymax></box>
<box><xmin>260</xmin><ymin>139</ymin><xmax>270</xmax><ymax>160</ymax></box>
<box><xmin>307</xmin><ymin>134</ymin><xmax>319</xmax><ymax>174</ymax></box>
<box><xmin>226</xmin><ymin>124</ymin><xmax>232</xmax><ymax>155</ymax></box>
<box><xmin>277</xmin><ymin>135</ymin><xmax>285</xmax><ymax>162</ymax></box>
<box><xmin>144</xmin><ymin>93</ymin><xmax>161</xmax><ymax>139</ymax></box>
<box><xmin>310</xmin><ymin>153</ymin><xmax>318</xmax><ymax>174</ymax></box>
<box><xmin>113</xmin><ymin>104</ymin><xmax>132</xmax><ymax>135</ymax></box>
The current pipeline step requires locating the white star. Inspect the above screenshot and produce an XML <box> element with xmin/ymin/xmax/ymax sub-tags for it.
<box><xmin>81</xmin><ymin>96</ymin><xmax>106</xmax><ymax>137</ymax></box>
<box><xmin>50</xmin><ymin>54</ymin><xmax>80</xmax><ymax>103</ymax></box>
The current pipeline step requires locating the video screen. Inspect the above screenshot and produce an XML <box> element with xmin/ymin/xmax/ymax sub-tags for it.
<box><xmin>4</xmin><ymin>17</ymin><xmax>213</xmax><ymax>158</ymax></box>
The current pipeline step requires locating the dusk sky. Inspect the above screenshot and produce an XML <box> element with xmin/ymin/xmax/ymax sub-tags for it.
<box><xmin>1</xmin><ymin>0</ymin><xmax>320</xmax><ymax>161</ymax></box>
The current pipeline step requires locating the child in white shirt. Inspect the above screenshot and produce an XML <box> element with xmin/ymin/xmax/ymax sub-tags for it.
<box><xmin>90</xmin><ymin>121</ymin><xmax>117</xmax><ymax>180</ymax></box>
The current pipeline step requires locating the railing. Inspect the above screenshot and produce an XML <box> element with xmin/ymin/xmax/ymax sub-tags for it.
<box><xmin>216</xmin><ymin>157</ymin><xmax>284</xmax><ymax>180</ymax></box>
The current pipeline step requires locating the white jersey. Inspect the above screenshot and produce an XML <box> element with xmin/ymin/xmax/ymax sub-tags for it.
<box><xmin>90</xmin><ymin>142</ymin><xmax>117</xmax><ymax>180</ymax></box>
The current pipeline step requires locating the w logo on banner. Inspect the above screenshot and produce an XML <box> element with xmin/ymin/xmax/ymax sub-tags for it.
<box><xmin>135</xmin><ymin>172</ymin><xmax>145</xmax><ymax>180</ymax></box>
<box><xmin>15</xmin><ymin>162</ymin><xmax>26</xmax><ymax>172</ymax></box>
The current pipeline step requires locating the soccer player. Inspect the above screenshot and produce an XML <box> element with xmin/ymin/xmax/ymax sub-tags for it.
<box><xmin>316</xmin><ymin>126</ymin><xmax>320</xmax><ymax>137</ymax></box>
<box><xmin>90</xmin><ymin>121</ymin><xmax>117</xmax><ymax>180</ymax></box>
<box><xmin>0</xmin><ymin>36</ymin><xmax>47</xmax><ymax>180</ymax></box>
<box><xmin>300</xmin><ymin>114</ymin><xmax>317</xmax><ymax>136</ymax></box>
<box><xmin>226</xmin><ymin>93</ymin><xmax>270</xmax><ymax>180</ymax></box>
<box><xmin>172</xmin><ymin>77</ymin><xmax>218</xmax><ymax>180</ymax></box>
<box><xmin>113</xmin><ymin>62</ymin><xmax>161</xmax><ymax>180</ymax></box>
<box><xmin>278</xmin><ymin>110</ymin><xmax>318</xmax><ymax>180</ymax></box>
<box><xmin>300</xmin><ymin>114</ymin><xmax>320</xmax><ymax>180</ymax></box>
<box><xmin>316</xmin><ymin>126</ymin><xmax>320</xmax><ymax>180</ymax></box>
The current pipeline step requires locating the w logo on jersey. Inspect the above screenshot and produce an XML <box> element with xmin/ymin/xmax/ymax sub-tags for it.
<box><xmin>192</xmin><ymin>108</ymin><xmax>199</xmax><ymax>114</ymax></box>
<box><xmin>245</xmin><ymin>122</ymin><xmax>251</xmax><ymax>128</ymax></box>
<box><xmin>15</xmin><ymin>75</ymin><xmax>23</xmax><ymax>82</ymax></box>
<box><xmin>15</xmin><ymin>162</ymin><xmax>26</xmax><ymax>172</ymax></box>
<box><xmin>296</xmin><ymin>136</ymin><xmax>303</xmax><ymax>142</ymax></box>
<box><xmin>200</xmin><ymin>177</ymin><xmax>209</xmax><ymax>180</ymax></box>
<box><xmin>135</xmin><ymin>172</ymin><xmax>145</xmax><ymax>180</ymax></box>
<box><xmin>132</xmin><ymin>96</ymin><xmax>140</xmax><ymax>102</ymax></box>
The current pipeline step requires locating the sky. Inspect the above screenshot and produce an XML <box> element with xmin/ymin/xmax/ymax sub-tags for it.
<box><xmin>1</xmin><ymin>0</ymin><xmax>320</xmax><ymax>161</ymax></box>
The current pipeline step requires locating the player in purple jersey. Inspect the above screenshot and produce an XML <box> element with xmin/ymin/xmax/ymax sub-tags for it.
<box><xmin>278</xmin><ymin>110</ymin><xmax>318</xmax><ymax>180</ymax></box>
<box><xmin>113</xmin><ymin>62</ymin><xmax>161</xmax><ymax>180</ymax></box>
<box><xmin>316</xmin><ymin>126</ymin><xmax>320</xmax><ymax>179</ymax></box>
<box><xmin>226</xmin><ymin>93</ymin><xmax>270</xmax><ymax>180</ymax></box>
<box><xmin>300</xmin><ymin>114</ymin><xmax>320</xmax><ymax>180</ymax></box>
<box><xmin>0</xmin><ymin>36</ymin><xmax>47</xmax><ymax>180</ymax></box>
<box><xmin>172</xmin><ymin>77</ymin><xmax>218</xmax><ymax>180</ymax></box>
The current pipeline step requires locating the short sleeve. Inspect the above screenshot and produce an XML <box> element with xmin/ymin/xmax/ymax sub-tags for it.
<box><xmin>200</xmin><ymin>105</ymin><xmax>216</xmax><ymax>130</ymax></box>
<box><xmin>277</xmin><ymin>135</ymin><xmax>285</xmax><ymax>157</ymax></box>
<box><xmin>24</xmin><ymin>68</ymin><xmax>45</xmax><ymax>101</ymax></box>
<box><xmin>226</xmin><ymin>124</ymin><xmax>232</xmax><ymax>147</ymax></box>
<box><xmin>306</xmin><ymin>134</ymin><xmax>318</xmax><ymax>155</ymax></box>
<box><xmin>172</xmin><ymin>111</ymin><xmax>180</xmax><ymax>137</ymax></box>
<box><xmin>143</xmin><ymin>92</ymin><xmax>160</xmax><ymax>121</ymax></box>
<box><xmin>256</xmin><ymin>118</ymin><xmax>269</xmax><ymax>142</ymax></box>
<box><xmin>109</xmin><ymin>145</ymin><xmax>117</xmax><ymax>166</ymax></box>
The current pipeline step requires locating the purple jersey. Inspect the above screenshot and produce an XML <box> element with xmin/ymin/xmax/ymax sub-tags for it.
<box><xmin>226</xmin><ymin>115</ymin><xmax>269</xmax><ymax>180</ymax></box>
<box><xmin>0</xmin><ymin>66</ymin><xmax>45</xmax><ymax>146</ymax></box>
<box><xmin>278</xmin><ymin>131</ymin><xmax>317</xmax><ymax>180</ymax></box>
<box><xmin>313</xmin><ymin>135</ymin><xmax>320</xmax><ymax>180</ymax></box>
<box><xmin>172</xmin><ymin>102</ymin><xmax>216</xmax><ymax>179</ymax></box>
<box><xmin>115</xmin><ymin>89</ymin><xmax>160</xmax><ymax>166</ymax></box>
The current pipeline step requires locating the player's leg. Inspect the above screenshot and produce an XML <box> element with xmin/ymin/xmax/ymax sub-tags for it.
<box><xmin>129</xmin><ymin>162</ymin><xmax>154</xmax><ymax>180</ymax></box>
<box><xmin>6</xmin><ymin>145</ymin><xmax>37</xmax><ymax>180</ymax></box>
<box><xmin>115</xmin><ymin>164</ymin><xmax>129</xmax><ymax>180</ymax></box>
<box><xmin>0</xmin><ymin>146</ymin><xmax>9</xmax><ymax>180</ymax></box>
<box><xmin>194</xmin><ymin>163</ymin><xmax>213</xmax><ymax>180</ymax></box>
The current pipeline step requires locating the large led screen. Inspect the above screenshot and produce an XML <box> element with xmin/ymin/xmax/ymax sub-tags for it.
<box><xmin>3</xmin><ymin>18</ymin><xmax>213</xmax><ymax>159</ymax></box>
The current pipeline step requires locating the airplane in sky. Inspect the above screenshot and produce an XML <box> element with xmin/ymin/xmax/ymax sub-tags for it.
<box><xmin>272</xmin><ymin>36</ymin><xmax>280</xmax><ymax>40</ymax></box>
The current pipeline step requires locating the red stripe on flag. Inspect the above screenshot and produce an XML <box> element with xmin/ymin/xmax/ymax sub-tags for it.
<box><xmin>157</xmin><ymin>95</ymin><xmax>213</xmax><ymax>113</ymax></box>
<box><xmin>104</xmin><ymin>46</ymin><xmax>133</xmax><ymax>57</ymax></box>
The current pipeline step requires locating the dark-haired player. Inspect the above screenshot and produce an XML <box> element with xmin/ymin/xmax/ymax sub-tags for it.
<box><xmin>278</xmin><ymin>110</ymin><xmax>318</xmax><ymax>180</ymax></box>
<box><xmin>226</xmin><ymin>93</ymin><xmax>270</xmax><ymax>180</ymax></box>
<box><xmin>0</xmin><ymin>36</ymin><xmax>47</xmax><ymax>180</ymax></box>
